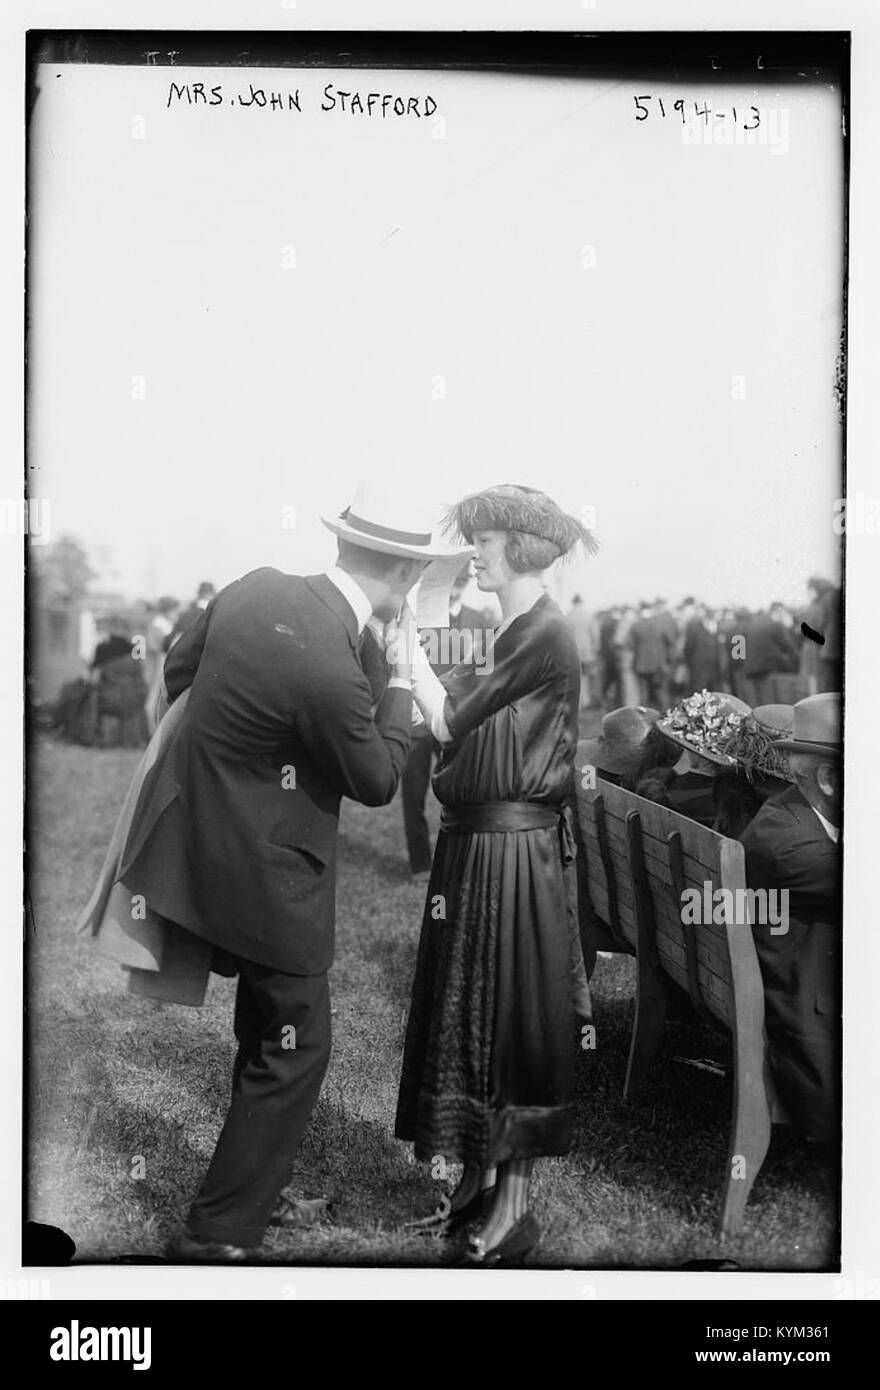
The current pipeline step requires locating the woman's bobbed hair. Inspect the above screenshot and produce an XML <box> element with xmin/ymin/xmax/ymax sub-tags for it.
<box><xmin>503</xmin><ymin>530</ymin><xmax>565</xmax><ymax>574</ymax></box>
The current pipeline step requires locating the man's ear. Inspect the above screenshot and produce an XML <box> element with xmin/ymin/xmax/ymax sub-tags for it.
<box><xmin>816</xmin><ymin>762</ymin><xmax>837</xmax><ymax>798</ymax></box>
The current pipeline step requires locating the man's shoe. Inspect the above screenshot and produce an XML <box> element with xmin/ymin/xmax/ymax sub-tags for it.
<box><xmin>167</xmin><ymin>1233</ymin><xmax>251</xmax><ymax>1263</ymax></box>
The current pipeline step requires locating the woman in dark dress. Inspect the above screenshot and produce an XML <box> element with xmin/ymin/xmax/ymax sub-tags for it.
<box><xmin>394</xmin><ymin>485</ymin><xmax>596</xmax><ymax>1265</ymax></box>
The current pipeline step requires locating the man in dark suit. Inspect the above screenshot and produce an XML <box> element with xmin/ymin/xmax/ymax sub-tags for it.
<box><xmin>743</xmin><ymin>604</ymin><xmax>799</xmax><ymax>705</ymax></box>
<box><xmin>739</xmin><ymin>693</ymin><xmax>841</xmax><ymax>1145</ymax></box>
<box><xmin>631</xmin><ymin>600</ymin><xmax>676</xmax><ymax>708</ymax></box>
<box><xmin>683</xmin><ymin>603</ymin><xmax>721</xmax><ymax>694</ymax></box>
<box><xmin>168</xmin><ymin>580</ymin><xmax>216</xmax><ymax>646</ymax></box>
<box><xmin>118</xmin><ymin>480</ymin><xmax>466</xmax><ymax>1260</ymax></box>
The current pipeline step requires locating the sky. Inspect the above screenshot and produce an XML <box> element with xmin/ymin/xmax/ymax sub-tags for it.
<box><xmin>28</xmin><ymin>62</ymin><xmax>844</xmax><ymax>612</ymax></box>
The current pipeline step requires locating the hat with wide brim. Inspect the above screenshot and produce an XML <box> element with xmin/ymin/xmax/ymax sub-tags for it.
<box><xmin>322</xmin><ymin>478</ymin><xmax>470</xmax><ymax>560</ymax></box>
<box><xmin>752</xmin><ymin>704</ymin><xmax>795</xmax><ymax>738</ymax></box>
<box><xmin>773</xmin><ymin>691</ymin><xmax>841</xmax><ymax>758</ymax></box>
<box><xmin>657</xmin><ymin>692</ymin><xmax>752</xmax><ymax>767</ymax></box>
<box><xmin>579</xmin><ymin>706</ymin><xmax>661</xmax><ymax>775</ymax></box>
<box><xmin>725</xmin><ymin>706</ymin><xmax>795</xmax><ymax>784</ymax></box>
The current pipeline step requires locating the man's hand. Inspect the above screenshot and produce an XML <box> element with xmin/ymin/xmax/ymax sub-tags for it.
<box><xmin>384</xmin><ymin>602</ymin><xmax>419</xmax><ymax>682</ymax></box>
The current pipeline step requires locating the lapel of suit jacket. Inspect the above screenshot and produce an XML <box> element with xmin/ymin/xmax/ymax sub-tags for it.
<box><xmin>305</xmin><ymin>574</ymin><xmax>359</xmax><ymax>651</ymax></box>
<box><xmin>783</xmin><ymin>786</ymin><xmax>839</xmax><ymax>864</ymax></box>
<box><xmin>356</xmin><ymin>625</ymin><xmax>390</xmax><ymax>703</ymax></box>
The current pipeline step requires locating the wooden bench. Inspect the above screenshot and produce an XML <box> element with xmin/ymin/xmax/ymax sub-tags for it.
<box><xmin>576</xmin><ymin>772</ymin><xmax>780</xmax><ymax>1237</ymax></box>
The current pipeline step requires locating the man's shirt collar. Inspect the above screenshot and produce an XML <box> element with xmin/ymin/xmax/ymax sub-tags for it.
<box><xmin>323</xmin><ymin>567</ymin><xmax>373</xmax><ymax>636</ymax></box>
<box><xmin>811</xmin><ymin>804</ymin><xmax>840</xmax><ymax>844</ymax></box>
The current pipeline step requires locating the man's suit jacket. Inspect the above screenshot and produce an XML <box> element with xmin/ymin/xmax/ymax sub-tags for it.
<box><xmin>630</xmin><ymin>614</ymin><xmax>675</xmax><ymax>675</ymax></box>
<box><xmin>739</xmin><ymin>784</ymin><xmax>841</xmax><ymax>1142</ymax></box>
<box><xmin>119</xmin><ymin>569</ymin><xmax>412</xmax><ymax>975</ymax></box>
<box><xmin>683</xmin><ymin>617</ymin><xmax>720</xmax><ymax>691</ymax></box>
<box><xmin>743</xmin><ymin>614</ymin><xmax>799</xmax><ymax>679</ymax></box>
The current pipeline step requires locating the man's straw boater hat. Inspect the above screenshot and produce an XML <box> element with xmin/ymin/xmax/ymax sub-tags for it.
<box><xmin>774</xmin><ymin>692</ymin><xmax>841</xmax><ymax>758</ymax></box>
<box><xmin>580</xmin><ymin>706</ymin><xmax>660</xmax><ymax>776</ymax></box>
<box><xmin>322</xmin><ymin>479</ymin><xmax>471</xmax><ymax>560</ymax></box>
<box><xmin>445</xmin><ymin>483</ymin><xmax>599</xmax><ymax>556</ymax></box>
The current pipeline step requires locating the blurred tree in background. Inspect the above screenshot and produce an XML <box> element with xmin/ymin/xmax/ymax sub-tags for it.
<box><xmin>32</xmin><ymin>535</ymin><xmax>94</xmax><ymax>604</ymax></box>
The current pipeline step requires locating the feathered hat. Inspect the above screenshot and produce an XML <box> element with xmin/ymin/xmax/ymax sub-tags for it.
<box><xmin>444</xmin><ymin>484</ymin><xmax>599</xmax><ymax>559</ymax></box>
<box><xmin>723</xmin><ymin>705</ymin><xmax>795</xmax><ymax>784</ymax></box>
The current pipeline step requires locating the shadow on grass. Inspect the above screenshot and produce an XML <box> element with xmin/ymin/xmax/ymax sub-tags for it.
<box><xmin>29</xmin><ymin>738</ymin><xmax>839</xmax><ymax>1270</ymax></box>
<box><xmin>557</xmin><ymin>995</ymin><xmax>839</xmax><ymax>1269</ymax></box>
<box><xmin>47</xmin><ymin>989</ymin><xmax>839</xmax><ymax>1270</ymax></box>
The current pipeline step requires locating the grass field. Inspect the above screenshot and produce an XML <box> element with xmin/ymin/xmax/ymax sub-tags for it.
<box><xmin>27</xmin><ymin>734</ymin><xmax>839</xmax><ymax>1270</ymax></box>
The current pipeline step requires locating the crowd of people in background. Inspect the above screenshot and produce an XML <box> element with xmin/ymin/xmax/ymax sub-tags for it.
<box><xmin>51</xmin><ymin>582</ymin><xmax>216</xmax><ymax>747</ymax></box>
<box><xmin>566</xmin><ymin>575</ymin><xmax>841</xmax><ymax>717</ymax></box>
<box><xmin>48</xmin><ymin>570</ymin><xmax>842</xmax><ymax>769</ymax></box>
<box><xmin>568</xmin><ymin>575</ymin><xmax>842</xmax><ymax>1155</ymax></box>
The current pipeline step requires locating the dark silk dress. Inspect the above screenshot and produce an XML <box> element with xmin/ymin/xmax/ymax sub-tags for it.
<box><xmin>394</xmin><ymin>594</ymin><xmax>585</xmax><ymax>1166</ymax></box>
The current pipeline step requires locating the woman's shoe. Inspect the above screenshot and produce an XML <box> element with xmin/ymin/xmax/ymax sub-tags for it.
<box><xmin>466</xmin><ymin>1213</ymin><xmax>540</xmax><ymax>1267</ymax></box>
<box><xmin>406</xmin><ymin>1186</ymin><xmax>496</xmax><ymax>1237</ymax></box>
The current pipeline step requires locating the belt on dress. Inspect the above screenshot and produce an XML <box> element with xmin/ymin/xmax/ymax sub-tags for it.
<box><xmin>440</xmin><ymin>801</ymin><xmax>578</xmax><ymax>863</ymax></box>
<box><xmin>438</xmin><ymin>799</ymin><xmax>590</xmax><ymax>1019</ymax></box>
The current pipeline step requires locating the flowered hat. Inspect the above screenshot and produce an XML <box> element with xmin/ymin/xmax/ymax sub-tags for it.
<box><xmin>657</xmin><ymin>690</ymin><xmax>752</xmax><ymax>767</ymax></box>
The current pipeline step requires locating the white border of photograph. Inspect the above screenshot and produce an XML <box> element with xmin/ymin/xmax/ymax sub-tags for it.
<box><xmin>1</xmin><ymin>0</ymin><xmax>877</xmax><ymax>1302</ymax></box>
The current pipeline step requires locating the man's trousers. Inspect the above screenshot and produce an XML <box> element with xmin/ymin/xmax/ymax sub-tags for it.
<box><xmin>401</xmin><ymin>728</ymin><xmax>435</xmax><ymax>873</ymax></box>
<box><xmin>186</xmin><ymin>957</ymin><xmax>331</xmax><ymax>1248</ymax></box>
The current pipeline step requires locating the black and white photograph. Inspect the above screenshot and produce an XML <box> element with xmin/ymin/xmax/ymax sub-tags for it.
<box><xmin>6</xmin><ymin>2</ymin><xmax>880</xmax><ymax>1314</ymax></box>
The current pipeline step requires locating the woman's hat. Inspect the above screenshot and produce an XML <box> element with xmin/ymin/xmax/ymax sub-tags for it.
<box><xmin>580</xmin><ymin>706</ymin><xmax>660</xmax><ymax>775</ymax></box>
<box><xmin>657</xmin><ymin>690</ymin><xmax>752</xmax><ymax>767</ymax></box>
<box><xmin>322</xmin><ymin>478</ymin><xmax>471</xmax><ymax>560</ymax></box>
<box><xmin>775</xmin><ymin>692</ymin><xmax>841</xmax><ymax>757</ymax></box>
<box><xmin>445</xmin><ymin>484</ymin><xmax>598</xmax><ymax>558</ymax></box>
<box><xmin>724</xmin><ymin>704</ymin><xmax>795</xmax><ymax>784</ymax></box>
<box><xmin>752</xmin><ymin>704</ymin><xmax>795</xmax><ymax>737</ymax></box>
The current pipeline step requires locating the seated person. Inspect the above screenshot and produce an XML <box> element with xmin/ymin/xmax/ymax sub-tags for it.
<box><xmin>578</xmin><ymin>704</ymin><xmax>661</xmax><ymax>787</ymax></box>
<box><xmin>579</xmin><ymin>704</ymin><xmax>721</xmax><ymax>1021</ymax></box>
<box><xmin>54</xmin><ymin>674</ymin><xmax>96</xmax><ymax>744</ymax></box>
<box><xmin>630</xmin><ymin>692</ymin><xmax>755</xmax><ymax>834</ymax></box>
<box><xmin>92</xmin><ymin>620</ymin><xmax>149</xmax><ymax>747</ymax></box>
<box><xmin>739</xmin><ymin>693</ymin><xmax>841</xmax><ymax>1145</ymax></box>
